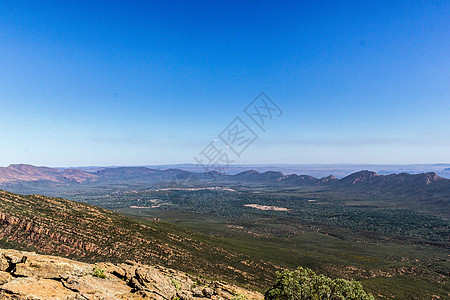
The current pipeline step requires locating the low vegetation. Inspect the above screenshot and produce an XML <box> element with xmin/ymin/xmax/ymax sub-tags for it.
<box><xmin>92</xmin><ymin>266</ymin><xmax>107</xmax><ymax>278</ymax></box>
<box><xmin>265</xmin><ymin>267</ymin><xmax>374</xmax><ymax>300</ymax></box>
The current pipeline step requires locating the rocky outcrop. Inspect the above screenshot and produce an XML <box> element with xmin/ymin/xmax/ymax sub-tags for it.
<box><xmin>0</xmin><ymin>248</ymin><xmax>263</xmax><ymax>300</ymax></box>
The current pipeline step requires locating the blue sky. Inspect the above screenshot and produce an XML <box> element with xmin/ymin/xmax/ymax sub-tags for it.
<box><xmin>0</xmin><ymin>0</ymin><xmax>449</xmax><ymax>166</ymax></box>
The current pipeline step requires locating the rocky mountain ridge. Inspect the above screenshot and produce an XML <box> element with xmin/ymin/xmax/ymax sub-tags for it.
<box><xmin>0</xmin><ymin>164</ymin><xmax>96</xmax><ymax>184</ymax></box>
<box><xmin>0</xmin><ymin>248</ymin><xmax>263</xmax><ymax>299</ymax></box>
<box><xmin>0</xmin><ymin>164</ymin><xmax>447</xmax><ymax>190</ymax></box>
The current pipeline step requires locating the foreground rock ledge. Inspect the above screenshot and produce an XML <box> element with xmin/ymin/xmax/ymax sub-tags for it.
<box><xmin>0</xmin><ymin>248</ymin><xmax>263</xmax><ymax>300</ymax></box>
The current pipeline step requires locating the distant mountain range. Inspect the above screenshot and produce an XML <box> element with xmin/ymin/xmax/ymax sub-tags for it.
<box><xmin>114</xmin><ymin>163</ymin><xmax>450</xmax><ymax>178</ymax></box>
<box><xmin>0</xmin><ymin>164</ymin><xmax>448</xmax><ymax>191</ymax></box>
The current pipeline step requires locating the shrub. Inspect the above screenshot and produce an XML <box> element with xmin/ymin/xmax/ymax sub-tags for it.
<box><xmin>92</xmin><ymin>266</ymin><xmax>107</xmax><ymax>279</ymax></box>
<box><xmin>171</xmin><ymin>278</ymin><xmax>181</xmax><ymax>290</ymax></box>
<box><xmin>265</xmin><ymin>267</ymin><xmax>374</xmax><ymax>300</ymax></box>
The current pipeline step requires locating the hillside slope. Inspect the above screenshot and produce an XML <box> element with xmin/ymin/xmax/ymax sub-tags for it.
<box><xmin>0</xmin><ymin>189</ymin><xmax>279</xmax><ymax>288</ymax></box>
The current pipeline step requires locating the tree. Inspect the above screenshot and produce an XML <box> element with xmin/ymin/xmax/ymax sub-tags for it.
<box><xmin>265</xmin><ymin>267</ymin><xmax>374</xmax><ymax>300</ymax></box>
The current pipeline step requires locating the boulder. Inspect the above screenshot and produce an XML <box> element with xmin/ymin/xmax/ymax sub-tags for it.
<box><xmin>135</xmin><ymin>265</ymin><xmax>178</xmax><ymax>299</ymax></box>
<box><xmin>0</xmin><ymin>271</ymin><xmax>12</xmax><ymax>285</ymax></box>
<box><xmin>0</xmin><ymin>256</ymin><xmax>8</xmax><ymax>271</ymax></box>
<box><xmin>62</xmin><ymin>274</ymin><xmax>132</xmax><ymax>298</ymax></box>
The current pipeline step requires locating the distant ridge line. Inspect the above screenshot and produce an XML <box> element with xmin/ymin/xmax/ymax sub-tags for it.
<box><xmin>0</xmin><ymin>164</ymin><xmax>447</xmax><ymax>186</ymax></box>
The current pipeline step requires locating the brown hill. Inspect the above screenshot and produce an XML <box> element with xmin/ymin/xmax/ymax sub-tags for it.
<box><xmin>0</xmin><ymin>164</ymin><xmax>97</xmax><ymax>184</ymax></box>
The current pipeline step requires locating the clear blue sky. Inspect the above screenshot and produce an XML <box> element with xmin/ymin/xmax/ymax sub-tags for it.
<box><xmin>0</xmin><ymin>0</ymin><xmax>449</xmax><ymax>166</ymax></box>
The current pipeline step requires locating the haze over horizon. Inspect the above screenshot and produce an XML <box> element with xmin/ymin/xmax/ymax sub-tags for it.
<box><xmin>1</xmin><ymin>1</ymin><xmax>449</xmax><ymax>166</ymax></box>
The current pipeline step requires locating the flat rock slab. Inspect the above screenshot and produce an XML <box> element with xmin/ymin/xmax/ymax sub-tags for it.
<box><xmin>1</xmin><ymin>277</ymin><xmax>78</xmax><ymax>299</ymax></box>
<box><xmin>1</xmin><ymin>249</ymin><xmax>92</xmax><ymax>279</ymax></box>
<box><xmin>62</xmin><ymin>274</ymin><xmax>132</xmax><ymax>297</ymax></box>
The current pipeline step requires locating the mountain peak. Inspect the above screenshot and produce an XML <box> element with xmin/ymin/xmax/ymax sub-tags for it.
<box><xmin>319</xmin><ymin>175</ymin><xmax>337</xmax><ymax>183</ymax></box>
<box><xmin>341</xmin><ymin>170</ymin><xmax>379</xmax><ymax>185</ymax></box>
<box><xmin>420</xmin><ymin>172</ymin><xmax>443</xmax><ymax>185</ymax></box>
<box><xmin>7</xmin><ymin>164</ymin><xmax>43</xmax><ymax>171</ymax></box>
